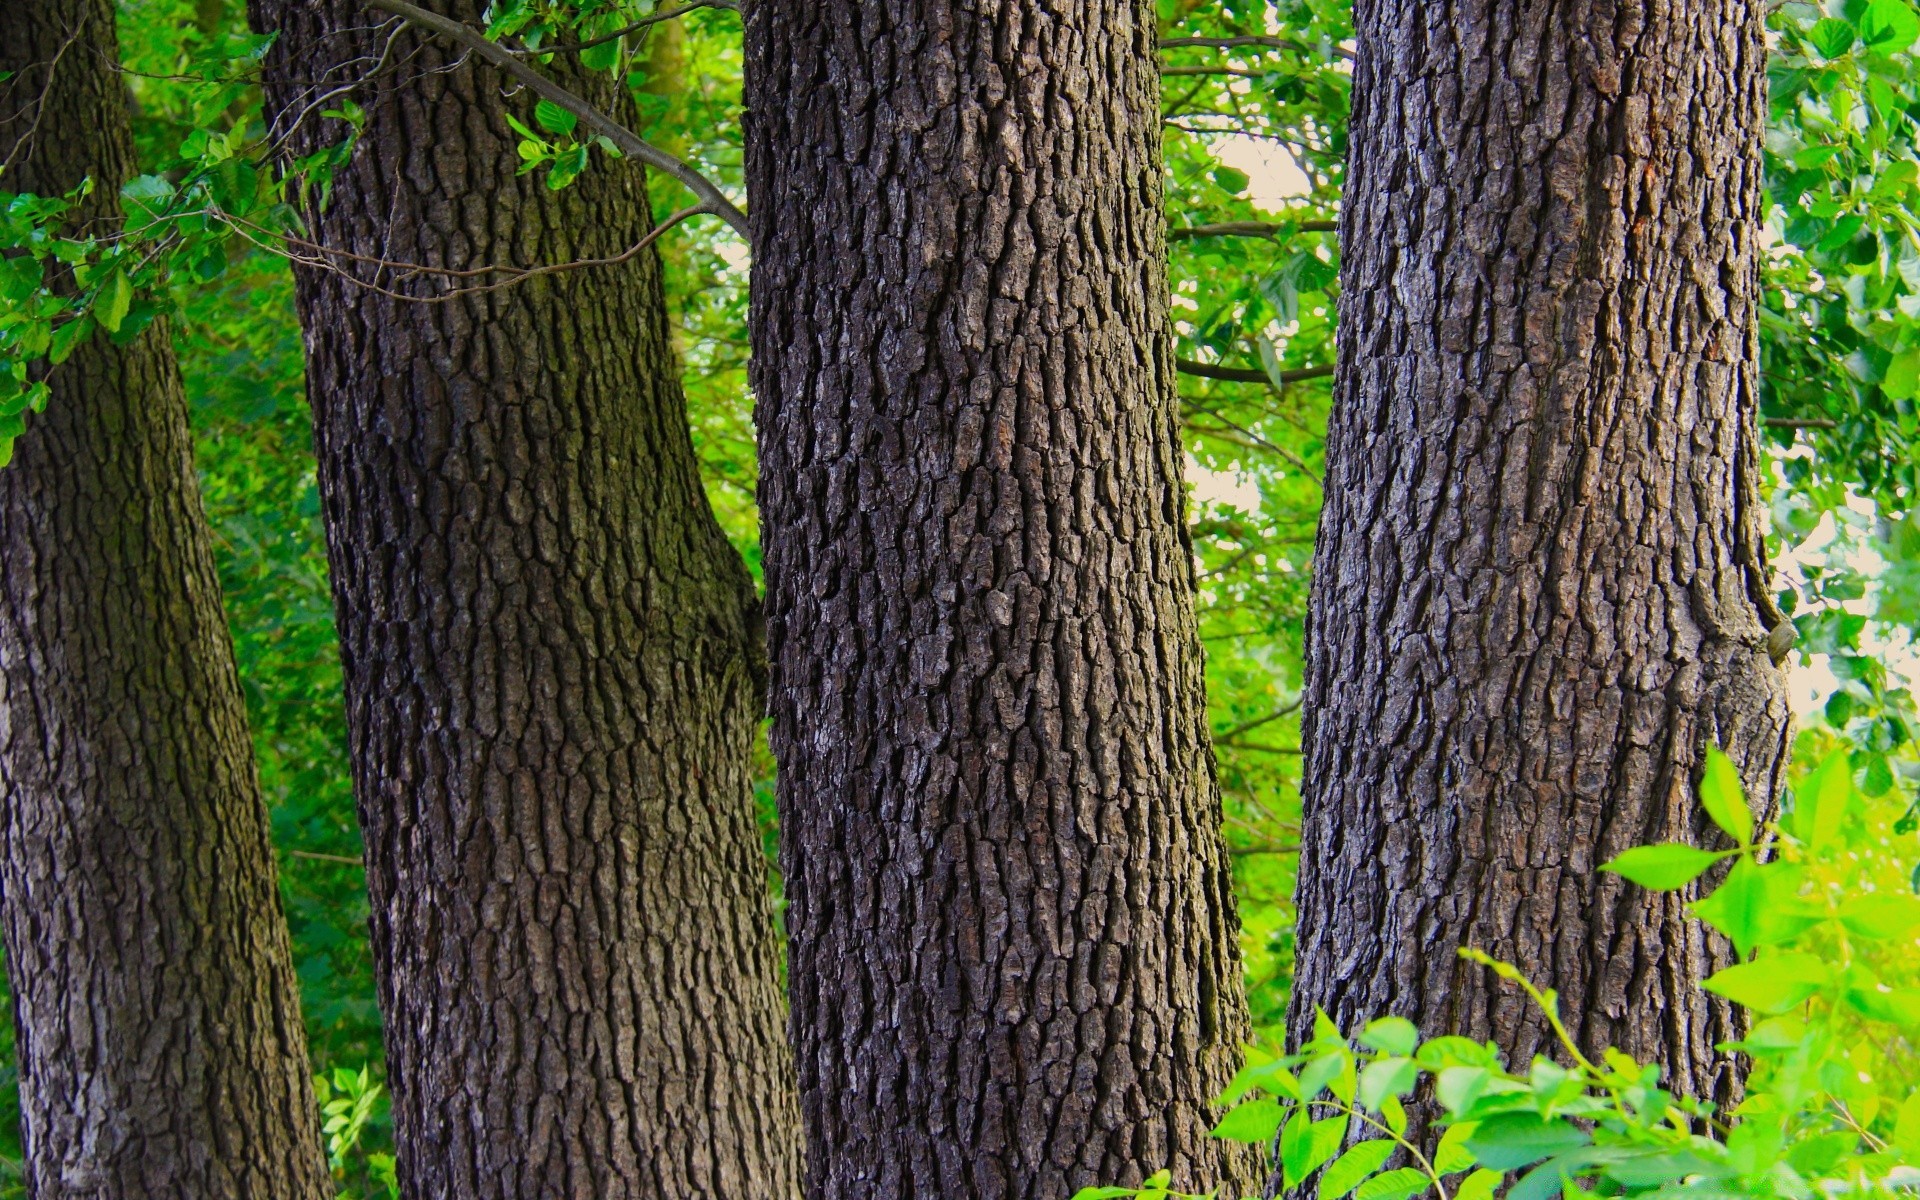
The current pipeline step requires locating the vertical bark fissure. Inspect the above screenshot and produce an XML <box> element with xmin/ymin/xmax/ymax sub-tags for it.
<box><xmin>1289</xmin><ymin>0</ymin><xmax>1792</xmax><ymax>1116</ymax></box>
<box><xmin>0</xmin><ymin>3</ymin><xmax>332</xmax><ymax>1196</ymax></box>
<box><xmin>249</xmin><ymin>5</ymin><xmax>800</xmax><ymax>1197</ymax></box>
<box><xmin>744</xmin><ymin>3</ymin><xmax>1256</xmax><ymax>1197</ymax></box>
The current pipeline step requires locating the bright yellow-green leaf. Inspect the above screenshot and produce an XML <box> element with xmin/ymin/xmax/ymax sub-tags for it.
<box><xmin>1700</xmin><ymin>746</ymin><xmax>1753</xmax><ymax>846</ymax></box>
<box><xmin>1704</xmin><ymin>953</ymin><xmax>1832</xmax><ymax>1014</ymax></box>
<box><xmin>1318</xmin><ymin>1140</ymin><xmax>1397</xmax><ymax>1200</ymax></box>
<box><xmin>1602</xmin><ymin>844</ymin><xmax>1724</xmax><ymax>891</ymax></box>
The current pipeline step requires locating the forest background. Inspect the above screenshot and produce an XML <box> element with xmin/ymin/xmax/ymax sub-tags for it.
<box><xmin>1</xmin><ymin>0</ymin><xmax>1918</xmax><ymax>1190</ymax></box>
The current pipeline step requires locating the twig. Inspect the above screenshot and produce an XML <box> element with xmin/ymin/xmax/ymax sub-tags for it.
<box><xmin>1762</xmin><ymin>417</ymin><xmax>1837</xmax><ymax>430</ymax></box>
<box><xmin>1215</xmin><ymin>700</ymin><xmax>1304</xmax><ymax>742</ymax></box>
<box><xmin>361</xmin><ymin>0</ymin><xmax>750</xmax><ymax>240</ymax></box>
<box><xmin>222</xmin><ymin>203</ymin><xmax>709</xmax><ymax>302</ymax></box>
<box><xmin>0</xmin><ymin>18</ymin><xmax>87</xmax><ymax>176</ymax></box>
<box><xmin>507</xmin><ymin>0</ymin><xmax>737</xmax><ymax>56</ymax></box>
<box><xmin>289</xmin><ymin>849</ymin><xmax>364</xmax><ymax>867</ymax></box>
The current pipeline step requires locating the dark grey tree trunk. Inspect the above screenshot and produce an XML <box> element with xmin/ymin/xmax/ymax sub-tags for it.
<box><xmin>248</xmin><ymin>5</ymin><xmax>801</xmax><ymax>1198</ymax></box>
<box><xmin>1289</xmin><ymin>0</ymin><xmax>1793</xmax><ymax>1109</ymax></box>
<box><xmin>743</xmin><ymin>4</ymin><xmax>1256</xmax><ymax>1197</ymax></box>
<box><xmin>0</xmin><ymin>3</ymin><xmax>332</xmax><ymax>1196</ymax></box>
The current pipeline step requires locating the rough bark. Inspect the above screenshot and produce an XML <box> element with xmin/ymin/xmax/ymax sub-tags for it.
<box><xmin>743</xmin><ymin>4</ymin><xmax>1256</xmax><ymax>1197</ymax></box>
<box><xmin>247</xmin><ymin>4</ymin><xmax>801</xmax><ymax>1198</ymax></box>
<box><xmin>1289</xmin><ymin>0</ymin><xmax>1793</xmax><ymax>1109</ymax></box>
<box><xmin>0</xmin><ymin>3</ymin><xmax>332</xmax><ymax>1196</ymax></box>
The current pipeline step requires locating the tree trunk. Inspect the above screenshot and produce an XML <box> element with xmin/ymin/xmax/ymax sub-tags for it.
<box><xmin>0</xmin><ymin>3</ymin><xmax>332</xmax><ymax>1196</ymax></box>
<box><xmin>1289</xmin><ymin>0</ymin><xmax>1793</xmax><ymax>1108</ymax></box>
<box><xmin>742</xmin><ymin>4</ymin><xmax>1255</xmax><ymax>1197</ymax></box>
<box><xmin>248</xmin><ymin>5</ymin><xmax>801</xmax><ymax>1198</ymax></box>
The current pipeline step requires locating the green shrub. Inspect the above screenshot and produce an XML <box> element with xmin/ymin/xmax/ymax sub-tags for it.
<box><xmin>1086</xmin><ymin>747</ymin><xmax>1920</xmax><ymax>1200</ymax></box>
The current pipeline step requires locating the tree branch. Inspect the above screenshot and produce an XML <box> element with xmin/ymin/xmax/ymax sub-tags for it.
<box><xmin>1177</xmin><ymin>359</ymin><xmax>1334</xmax><ymax>385</ymax></box>
<box><xmin>1171</xmin><ymin>220</ymin><xmax>1337</xmax><ymax>240</ymax></box>
<box><xmin>1159</xmin><ymin>34</ymin><xmax>1354</xmax><ymax>62</ymax></box>
<box><xmin>360</xmin><ymin>0</ymin><xmax>749</xmax><ymax>240</ymax></box>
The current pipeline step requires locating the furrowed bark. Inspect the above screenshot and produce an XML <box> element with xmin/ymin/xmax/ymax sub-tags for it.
<box><xmin>249</xmin><ymin>4</ymin><xmax>800</xmax><ymax>1197</ymax></box>
<box><xmin>0</xmin><ymin>2</ymin><xmax>332</xmax><ymax>1196</ymax></box>
<box><xmin>743</xmin><ymin>3</ymin><xmax>1257</xmax><ymax>1197</ymax></box>
<box><xmin>1288</xmin><ymin>0</ymin><xmax>1793</xmax><ymax>1113</ymax></box>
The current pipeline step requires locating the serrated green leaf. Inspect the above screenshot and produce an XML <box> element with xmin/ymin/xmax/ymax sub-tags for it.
<box><xmin>1453</xmin><ymin>1169</ymin><xmax>1501</xmax><ymax>1200</ymax></box>
<box><xmin>1435</xmin><ymin>1122</ymin><xmax>1479</xmax><ymax>1175</ymax></box>
<box><xmin>1352</xmin><ymin>1167</ymin><xmax>1430</xmax><ymax>1200</ymax></box>
<box><xmin>1810</xmin><ymin>16</ymin><xmax>1858</xmax><ymax>57</ymax></box>
<box><xmin>1210</xmin><ymin>1098</ymin><xmax>1285</xmax><ymax>1143</ymax></box>
<box><xmin>1601</xmin><ymin>843</ymin><xmax>1723</xmax><ymax>891</ymax></box>
<box><xmin>1318</xmin><ymin>1140</ymin><xmax>1397</xmax><ymax>1200</ymax></box>
<box><xmin>534</xmin><ymin>98</ymin><xmax>577</xmax><ymax>136</ymax></box>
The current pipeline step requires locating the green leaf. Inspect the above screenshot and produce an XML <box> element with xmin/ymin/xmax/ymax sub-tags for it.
<box><xmin>1210</xmin><ymin>1098</ymin><xmax>1285</xmax><ymax>1143</ymax></box>
<box><xmin>1452</xmin><ymin>1169</ymin><xmax>1502</xmax><ymax>1200</ymax></box>
<box><xmin>1213</xmin><ymin>166</ymin><xmax>1250</xmax><ymax>194</ymax></box>
<box><xmin>1810</xmin><ymin>16</ymin><xmax>1859</xmax><ymax>56</ymax></box>
<box><xmin>1351</xmin><ymin>1167</ymin><xmax>1431</xmax><ymax>1200</ymax></box>
<box><xmin>1464</xmin><ymin>1113</ymin><xmax>1590</xmax><ymax>1171</ymax></box>
<box><xmin>48</xmin><ymin>316</ymin><xmax>93</xmax><ymax>366</ymax></box>
<box><xmin>1434</xmin><ymin>1122</ymin><xmax>1478</xmax><ymax>1175</ymax></box>
<box><xmin>534</xmin><ymin>98</ymin><xmax>578</xmax><ymax>136</ymax></box>
<box><xmin>1357</xmin><ymin>1057</ymin><xmax>1418</xmax><ymax>1110</ymax></box>
<box><xmin>1435</xmin><ymin>1066</ymin><xmax>1489</xmax><ymax>1115</ymax></box>
<box><xmin>1860</xmin><ymin>0</ymin><xmax>1920</xmax><ymax>49</ymax></box>
<box><xmin>1359</xmin><ymin>1017</ymin><xmax>1419</xmax><ymax>1057</ymax></box>
<box><xmin>578</xmin><ymin>37</ymin><xmax>621</xmax><ymax>72</ymax></box>
<box><xmin>1703</xmin><ymin>952</ymin><xmax>1832</xmax><ymax>1013</ymax></box>
<box><xmin>1895</xmin><ymin>1091</ymin><xmax>1920</xmax><ymax>1155</ymax></box>
<box><xmin>1699</xmin><ymin>747</ymin><xmax>1752</xmax><ymax>846</ymax></box>
<box><xmin>1318</xmin><ymin>1140</ymin><xmax>1397</xmax><ymax>1200</ymax></box>
<box><xmin>1861</xmin><ymin>751</ymin><xmax>1894</xmax><ymax>797</ymax></box>
<box><xmin>1838</xmin><ymin>892</ymin><xmax>1920</xmax><ymax>940</ymax></box>
<box><xmin>95</xmin><ymin>270</ymin><xmax>132</xmax><ymax>334</ymax></box>
<box><xmin>1792</xmin><ymin>751</ymin><xmax>1853</xmax><ymax>849</ymax></box>
<box><xmin>1283</xmin><ymin>1114</ymin><xmax>1349</xmax><ymax>1189</ymax></box>
<box><xmin>1692</xmin><ymin>858</ymin><xmax>1770</xmax><ymax>955</ymax></box>
<box><xmin>1601</xmin><ymin>843</ymin><xmax>1723</xmax><ymax>891</ymax></box>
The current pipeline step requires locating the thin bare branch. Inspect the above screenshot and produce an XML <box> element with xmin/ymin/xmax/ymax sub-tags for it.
<box><xmin>360</xmin><ymin>0</ymin><xmax>750</xmax><ymax>240</ymax></box>
<box><xmin>507</xmin><ymin>0</ymin><xmax>736</xmax><ymax>56</ymax></box>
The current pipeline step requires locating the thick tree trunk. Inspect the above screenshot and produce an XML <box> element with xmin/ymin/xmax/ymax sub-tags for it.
<box><xmin>248</xmin><ymin>5</ymin><xmax>801</xmax><ymax>1198</ymax></box>
<box><xmin>1289</xmin><ymin>0</ymin><xmax>1793</xmax><ymax>1108</ymax></box>
<box><xmin>743</xmin><ymin>4</ymin><xmax>1255</xmax><ymax>1197</ymax></box>
<box><xmin>0</xmin><ymin>3</ymin><xmax>332</xmax><ymax>1196</ymax></box>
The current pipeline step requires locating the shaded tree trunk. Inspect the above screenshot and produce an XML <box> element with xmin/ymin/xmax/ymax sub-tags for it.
<box><xmin>0</xmin><ymin>2</ymin><xmax>332</xmax><ymax>1196</ymax></box>
<box><xmin>1289</xmin><ymin>0</ymin><xmax>1793</xmax><ymax>1109</ymax></box>
<box><xmin>743</xmin><ymin>4</ymin><xmax>1255</xmax><ymax>1197</ymax></box>
<box><xmin>248</xmin><ymin>5</ymin><xmax>801</xmax><ymax>1198</ymax></box>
